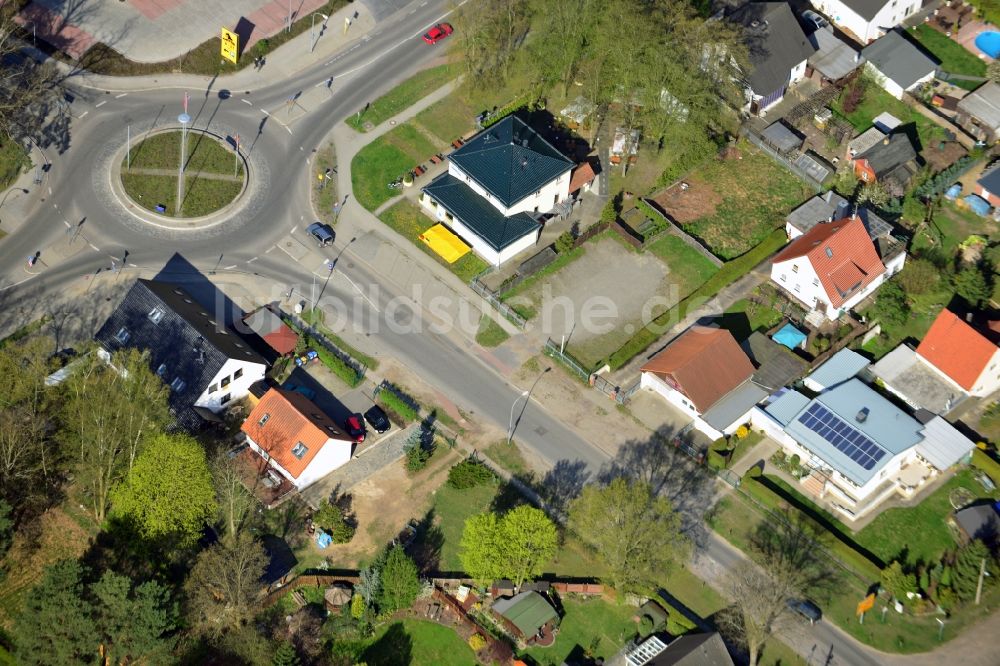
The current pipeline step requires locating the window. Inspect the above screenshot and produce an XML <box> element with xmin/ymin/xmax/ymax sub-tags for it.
<box><xmin>156</xmin><ymin>363</ymin><xmax>168</xmax><ymax>377</ymax></box>
<box><xmin>220</xmin><ymin>393</ymin><xmax>232</xmax><ymax>405</ymax></box>
<box><xmin>813</xmin><ymin>278</ymin><xmax>820</xmax><ymax>287</ymax></box>
<box><xmin>221</xmin><ymin>375</ymin><xmax>231</xmax><ymax>388</ymax></box>
<box><xmin>114</xmin><ymin>327</ymin><xmax>130</xmax><ymax>344</ymax></box>
<box><xmin>234</xmin><ymin>368</ymin><xmax>243</xmax><ymax>380</ymax></box>
<box><xmin>825</xmin><ymin>247</ymin><xmax>833</xmax><ymax>258</ymax></box>
<box><xmin>258</xmin><ymin>413</ymin><xmax>270</xmax><ymax>426</ymax></box>
<box><xmin>148</xmin><ymin>306</ymin><xmax>165</xmax><ymax>324</ymax></box>
<box><xmin>169</xmin><ymin>377</ymin><xmax>186</xmax><ymax>392</ymax></box>
<box><xmin>291</xmin><ymin>442</ymin><xmax>308</xmax><ymax>459</ymax></box>
<box><xmin>779</xmin><ymin>273</ymin><xmax>786</xmax><ymax>282</ymax></box>
<box><xmin>794</xmin><ymin>284</ymin><xmax>801</xmax><ymax>292</ymax></box>
<box><xmin>791</xmin><ymin>264</ymin><xmax>799</xmax><ymax>273</ymax></box>
<box><xmin>535</xmin><ymin>189</ymin><xmax>541</xmax><ymax>196</ymax></box>
<box><xmin>209</xmin><ymin>383</ymin><xmax>218</xmax><ymax>393</ymax></box>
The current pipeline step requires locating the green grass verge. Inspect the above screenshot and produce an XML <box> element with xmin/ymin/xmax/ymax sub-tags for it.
<box><xmin>521</xmin><ymin>598</ymin><xmax>637</xmax><ymax>666</ymax></box>
<box><xmin>121</xmin><ymin>173</ymin><xmax>178</xmax><ymax>215</ymax></box>
<box><xmin>759</xmin><ymin>639</ymin><xmax>807</xmax><ymax>666</ymax></box>
<box><xmin>126</xmin><ymin>131</ymin><xmax>182</xmax><ymax>170</ymax></box>
<box><xmin>911</xmin><ymin>25</ymin><xmax>986</xmax><ymax>85</ymax></box>
<box><xmin>854</xmin><ymin>469</ymin><xmax>999</xmax><ymax>566</ymax></box>
<box><xmin>301</xmin><ymin>308</ymin><xmax>379</xmax><ymax>370</ymax></box>
<box><xmin>312</xmin><ymin>142</ymin><xmax>341</xmax><ymax>226</ymax></box>
<box><xmin>432</xmin><ymin>480</ymin><xmax>501</xmax><ymax>571</ymax></box>
<box><xmin>362</xmin><ymin>619</ymin><xmax>476</xmax><ymax>665</ymax></box>
<box><xmin>377</xmin><ymin>387</ymin><xmax>420</xmax><ymax>424</ymax></box>
<box><xmin>607</xmin><ymin>228</ymin><xmax>786</xmax><ymax>369</ymax></box>
<box><xmin>0</xmin><ymin>134</ymin><xmax>29</xmax><ymax>189</ymax></box>
<box><xmin>184</xmin><ymin>133</ymin><xmax>244</xmax><ymax>176</ymax></box>
<box><xmin>646</xmin><ymin>235</ymin><xmax>719</xmax><ymax>297</ymax></box>
<box><xmin>378</xmin><ymin>200</ymin><xmax>489</xmax><ymax>282</ymax></box>
<box><xmin>75</xmin><ymin>0</ymin><xmax>349</xmax><ymax>76</ymax></box>
<box><xmin>346</xmin><ymin>63</ymin><xmax>462</xmax><ymax>131</ymax></box>
<box><xmin>475</xmin><ymin>315</ymin><xmax>509</xmax><ymax>347</ymax></box>
<box><xmin>482</xmin><ymin>439</ymin><xmax>529</xmax><ymax>476</ymax></box>
<box><xmin>352</xmin><ymin>124</ymin><xmax>438</xmax><ymax>211</ymax></box>
<box><xmin>180</xmin><ymin>176</ymin><xmax>242</xmax><ymax>217</ymax></box>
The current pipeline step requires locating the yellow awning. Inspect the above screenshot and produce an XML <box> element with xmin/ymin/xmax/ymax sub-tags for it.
<box><xmin>418</xmin><ymin>223</ymin><xmax>470</xmax><ymax>263</ymax></box>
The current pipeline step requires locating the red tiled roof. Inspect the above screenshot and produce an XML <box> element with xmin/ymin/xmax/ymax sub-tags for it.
<box><xmin>241</xmin><ymin>388</ymin><xmax>351</xmax><ymax>478</ymax></box>
<box><xmin>641</xmin><ymin>326</ymin><xmax>755</xmax><ymax>412</ymax></box>
<box><xmin>917</xmin><ymin>309</ymin><xmax>998</xmax><ymax>391</ymax></box>
<box><xmin>772</xmin><ymin>217</ymin><xmax>885</xmax><ymax>308</ymax></box>
<box><xmin>242</xmin><ymin>305</ymin><xmax>298</xmax><ymax>355</ymax></box>
<box><xmin>568</xmin><ymin>162</ymin><xmax>596</xmax><ymax>193</ymax></box>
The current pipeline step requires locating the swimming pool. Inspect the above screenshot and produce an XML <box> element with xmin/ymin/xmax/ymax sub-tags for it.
<box><xmin>976</xmin><ymin>30</ymin><xmax>1000</xmax><ymax>58</ymax></box>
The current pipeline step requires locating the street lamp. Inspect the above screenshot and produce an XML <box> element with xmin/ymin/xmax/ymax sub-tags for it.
<box><xmin>310</xmin><ymin>13</ymin><xmax>329</xmax><ymax>53</ymax></box>
<box><xmin>507</xmin><ymin>391</ymin><xmax>529</xmax><ymax>445</ymax></box>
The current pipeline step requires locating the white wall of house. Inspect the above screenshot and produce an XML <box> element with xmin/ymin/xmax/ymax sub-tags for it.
<box><xmin>245</xmin><ymin>435</ymin><xmax>353</xmax><ymax>490</ymax></box>
<box><xmin>194</xmin><ymin>358</ymin><xmax>267</xmax><ymax>413</ymax></box>
<box><xmin>641</xmin><ymin>372</ymin><xmax>701</xmax><ymax>418</ymax></box>
<box><xmin>813</xmin><ymin>0</ymin><xmax>921</xmax><ymax>42</ymax></box>
<box><xmin>772</xmin><ymin>253</ymin><xmax>894</xmax><ymax>321</ymax></box>
<box><xmin>790</xmin><ymin>59</ymin><xmax>809</xmax><ymax>86</ymax></box>
<box><xmin>420</xmin><ymin>192</ymin><xmax>540</xmax><ymax>266</ymax></box>
<box><xmin>448</xmin><ymin>163</ymin><xmax>571</xmax><ymax>216</ymax></box>
<box><xmin>917</xmin><ymin>347</ymin><xmax>1000</xmax><ymax>398</ymax></box>
<box><xmin>865</xmin><ymin>62</ymin><xmax>904</xmax><ymax>99</ymax></box>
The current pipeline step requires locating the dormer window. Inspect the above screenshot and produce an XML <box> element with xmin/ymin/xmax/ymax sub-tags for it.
<box><xmin>221</xmin><ymin>376</ymin><xmax>231</xmax><ymax>388</ymax></box>
<box><xmin>169</xmin><ymin>377</ymin><xmax>186</xmax><ymax>392</ymax></box>
<box><xmin>825</xmin><ymin>247</ymin><xmax>834</xmax><ymax>258</ymax></box>
<box><xmin>156</xmin><ymin>363</ymin><xmax>168</xmax><ymax>377</ymax></box>
<box><xmin>791</xmin><ymin>264</ymin><xmax>799</xmax><ymax>273</ymax></box>
<box><xmin>114</xmin><ymin>327</ymin><xmax>130</xmax><ymax>344</ymax></box>
<box><xmin>234</xmin><ymin>368</ymin><xmax>244</xmax><ymax>380</ymax></box>
<box><xmin>291</xmin><ymin>442</ymin><xmax>308</xmax><ymax>459</ymax></box>
<box><xmin>258</xmin><ymin>413</ymin><xmax>270</xmax><ymax>426</ymax></box>
<box><xmin>148</xmin><ymin>307</ymin><xmax>165</xmax><ymax>324</ymax></box>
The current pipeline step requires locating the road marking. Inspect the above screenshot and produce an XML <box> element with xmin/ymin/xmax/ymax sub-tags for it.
<box><xmin>420</xmin><ymin>1</ymin><xmax>428</xmax><ymax>5</ymax></box>
<box><xmin>341</xmin><ymin>272</ymin><xmax>381</xmax><ymax>313</ymax></box>
<box><xmin>223</xmin><ymin>264</ymin><xmax>237</xmax><ymax>270</ymax></box>
<box><xmin>115</xmin><ymin>93</ymin><xmax>127</xmax><ymax>98</ymax></box>
<box><xmin>48</xmin><ymin>187</ymin><xmax>52</xmax><ymax>195</ymax></box>
<box><xmin>95</xmin><ymin>100</ymin><xmax>106</xmax><ymax>107</ymax></box>
<box><xmin>261</xmin><ymin>109</ymin><xmax>270</xmax><ymax>116</ymax></box>
<box><xmin>78</xmin><ymin>111</ymin><xmax>88</xmax><ymax>119</ymax></box>
<box><xmin>89</xmin><ymin>243</ymin><xmax>100</xmax><ymax>251</ymax></box>
<box><xmin>285</xmin><ymin>125</ymin><xmax>293</xmax><ymax>135</ymax></box>
<box><xmin>128</xmin><ymin>263</ymin><xmax>137</xmax><ymax>267</ymax></box>
<box><xmin>299</xmin><ymin>146</ymin><xmax>304</xmax><ymax>151</ymax></box>
<box><xmin>247</xmin><ymin>256</ymin><xmax>258</xmax><ymax>263</ymax></box>
<box><xmin>52</xmin><ymin>204</ymin><xmax>58</xmax><ymax>210</ymax></box>
<box><xmin>265</xmin><ymin>246</ymin><xmax>275</xmax><ymax>253</ymax></box>
<box><xmin>241</xmin><ymin>98</ymin><xmax>253</xmax><ymax>105</ymax></box>
<box><xmin>63</xmin><ymin>220</ymin><xmax>71</xmax><ymax>228</ymax></box>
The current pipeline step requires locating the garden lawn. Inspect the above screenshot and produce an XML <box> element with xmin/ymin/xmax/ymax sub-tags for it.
<box><xmin>362</xmin><ymin>619</ymin><xmax>476</xmax><ymax>666</ymax></box>
<box><xmin>353</xmin><ymin>124</ymin><xmax>438</xmax><ymax>211</ymax></box>
<box><xmin>121</xmin><ymin>173</ymin><xmax>178</xmax><ymax>215</ymax></box>
<box><xmin>475</xmin><ymin>315</ymin><xmax>509</xmax><ymax>347</ymax></box>
<box><xmin>718</xmin><ymin>298</ymin><xmax>783</xmax><ymax>341</ymax></box>
<box><xmin>521</xmin><ymin>597</ymin><xmax>638</xmax><ymax>666</ymax></box>
<box><xmin>414</xmin><ymin>94</ymin><xmax>477</xmax><ymax>144</ymax></box>
<box><xmin>379</xmin><ymin>200</ymin><xmax>488</xmax><ymax>282</ymax></box>
<box><xmin>854</xmin><ymin>469</ymin><xmax>1000</xmax><ymax>566</ymax></box>
<box><xmin>646</xmin><ymin>235</ymin><xmax>719</xmax><ymax>298</ymax></box>
<box><xmin>680</xmin><ymin>144</ymin><xmax>811</xmax><ymax>259</ymax></box>
<box><xmin>831</xmin><ymin>84</ymin><xmax>945</xmax><ymax>150</ymax></box>
<box><xmin>181</xmin><ymin>176</ymin><xmax>242</xmax><ymax>217</ymax></box>
<box><xmin>432</xmin><ymin>480</ymin><xmax>500</xmax><ymax>571</ymax></box>
<box><xmin>911</xmin><ymin>25</ymin><xmax>986</xmax><ymax>87</ymax></box>
<box><xmin>184</xmin><ymin>134</ymin><xmax>244</xmax><ymax>176</ymax></box>
<box><xmin>347</xmin><ymin>64</ymin><xmax>462</xmax><ymax>131</ymax></box>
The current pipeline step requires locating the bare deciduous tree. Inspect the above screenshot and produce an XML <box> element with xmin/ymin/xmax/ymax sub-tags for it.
<box><xmin>212</xmin><ymin>452</ymin><xmax>255</xmax><ymax>541</ymax></box>
<box><xmin>184</xmin><ymin>531</ymin><xmax>268</xmax><ymax>639</ymax></box>
<box><xmin>0</xmin><ymin>11</ymin><xmax>62</xmax><ymax>141</ymax></box>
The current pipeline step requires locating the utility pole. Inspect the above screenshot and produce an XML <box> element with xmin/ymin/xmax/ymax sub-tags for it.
<box><xmin>126</xmin><ymin>124</ymin><xmax>130</xmax><ymax>170</ymax></box>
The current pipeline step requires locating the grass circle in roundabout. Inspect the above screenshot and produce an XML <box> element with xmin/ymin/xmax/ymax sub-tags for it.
<box><xmin>120</xmin><ymin>129</ymin><xmax>246</xmax><ymax>218</ymax></box>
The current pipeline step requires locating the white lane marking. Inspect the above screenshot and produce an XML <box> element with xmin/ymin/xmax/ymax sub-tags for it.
<box><xmin>285</xmin><ymin>125</ymin><xmax>293</xmax><ymax>135</ymax></box>
<box><xmin>247</xmin><ymin>256</ymin><xmax>258</xmax><ymax>263</ymax></box>
<box><xmin>95</xmin><ymin>100</ymin><xmax>106</xmax><ymax>107</ymax></box>
<box><xmin>341</xmin><ymin>272</ymin><xmax>381</xmax><ymax>313</ymax></box>
<box><xmin>48</xmin><ymin>187</ymin><xmax>52</xmax><ymax>195</ymax></box>
<box><xmin>241</xmin><ymin>98</ymin><xmax>253</xmax><ymax>105</ymax></box>
<box><xmin>290</xmin><ymin>225</ymin><xmax>297</xmax><ymax>232</ymax></box>
<box><xmin>0</xmin><ymin>276</ymin><xmax>35</xmax><ymax>291</ymax></box>
<box><xmin>420</xmin><ymin>1</ymin><xmax>428</xmax><ymax>5</ymax></box>
<box><xmin>261</xmin><ymin>109</ymin><xmax>270</xmax><ymax>116</ymax></box>
<box><xmin>89</xmin><ymin>243</ymin><xmax>100</xmax><ymax>251</ymax></box>
<box><xmin>63</xmin><ymin>220</ymin><xmax>71</xmax><ymax>228</ymax></box>
<box><xmin>299</xmin><ymin>146</ymin><xmax>304</xmax><ymax>151</ymax></box>
<box><xmin>223</xmin><ymin>264</ymin><xmax>237</xmax><ymax>270</ymax></box>
<box><xmin>52</xmin><ymin>204</ymin><xmax>58</xmax><ymax>210</ymax></box>
<box><xmin>78</xmin><ymin>111</ymin><xmax>88</xmax><ymax>119</ymax></box>
<box><xmin>265</xmin><ymin>246</ymin><xmax>275</xmax><ymax>253</ymax></box>
<box><xmin>128</xmin><ymin>263</ymin><xmax>137</xmax><ymax>267</ymax></box>
<box><xmin>115</xmin><ymin>93</ymin><xmax>127</xmax><ymax>98</ymax></box>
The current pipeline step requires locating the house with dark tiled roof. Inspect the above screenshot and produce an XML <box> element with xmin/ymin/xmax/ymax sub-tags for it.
<box><xmin>810</xmin><ymin>0</ymin><xmax>921</xmax><ymax>43</ymax></box>
<box><xmin>619</xmin><ymin>632</ymin><xmax>734</xmax><ymax>666</ymax></box>
<box><xmin>916</xmin><ymin>309</ymin><xmax>1000</xmax><ymax>397</ymax></box>
<box><xmin>728</xmin><ymin>2</ymin><xmax>815</xmax><ymax>114</ymax></box>
<box><xmin>852</xmin><ymin>132</ymin><xmax>918</xmax><ymax>192</ymax></box>
<box><xmin>770</xmin><ymin>215</ymin><xmax>904</xmax><ymax>321</ymax></box>
<box><xmin>242</xmin><ymin>388</ymin><xmax>355</xmax><ymax>490</ymax></box>
<box><xmin>956</xmin><ymin>81</ymin><xmax>1000</xmax><ymax>145</ymax></box>
<box><xmin>976</xmin><ymin>162</ymin><xmax>1000</xmax><ymax>208</ymax></box>
<box><xmin>95</xmin><ymin>279</ymin><xmax>269</xmax><ymax>430</ymax></box>
<box><xmin>861</xmin><ymin>30</ymin><xmax>937</xmax><ymax>99</ymax></box>
<box><xmin>420</xmin><ymin>115</ymin><xmax>574</xmax><ymax>266</ymax></box>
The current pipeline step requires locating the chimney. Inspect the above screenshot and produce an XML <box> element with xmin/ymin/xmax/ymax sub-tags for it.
<box><xmin>967</xmin><ymin>312</ymin><xmax>974</xmax><ymax>323</ymax></box>
<box><xmin>856</xmin><ymin>407</ymin><xmax>869</xmax><ymax>423</ymax></box>
<box><xmin>883</xmin><ymin>137</ymin><xmax>890</xmax><ymax>145</ymax></box>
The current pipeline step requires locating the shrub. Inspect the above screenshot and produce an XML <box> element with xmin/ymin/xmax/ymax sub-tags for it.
<box><xmin>735</xmin><ymin>425</ymin><xmax>749</xmax><ymax>440</ymax></box>
<box><xmin>874</xmin><ymin>281</ymin><xmax>909</xmax><ymax>326</ymax></box>
<box><xmin>306</xmin><ymin>336</ymin><xmax>363</xmax><ymax>387</ymax></box>
<box><xmin>706</xmin><ymin>448</ymin><xmax>727</xmax><ymax>471</ymax></box>
<box><xmin>405</xmin><ymin>430</ymin><xmax>432</xmax><ymax>473</ymax></box>
<box><xmin>377</xmin><ymin>385</ymin><xmax>420</xmax><ymax>423</ymax></box>
<box><xmin>810</xmin><ymin>335</ymin><xmax>831</xmax><ymax>353</ymax></box>
<box><xmin>447</xmin><ymin>459</ymin><xmax>496</xmax><ymax>489</ymax></box>
<box><xmin>601</xmin><ymin>192</ymin><xmax>623</xmax><ymax>224</ymax></box>
<box><xmin>555</xmin><ymin>231</ymin><xmax>576</xmax><ymax>253</ymax></box>
<box><xmin>953</xmin><ymin>266</ymin><xmax>991</xmax><ymax>308</ymax></box>
<box><xmin>313</xmin><ymin>500</ymin><xmax>355</xmax><ymax>544</ymax></box>
<box><xmin>468</xmin><ymin>634</ymin><xmax>487</xmax><ymax>651</ymax></box>
<box><xmin>350</xmin><ymin>593</ymin><xmax>366</xmax><ymax>619</ymax></box>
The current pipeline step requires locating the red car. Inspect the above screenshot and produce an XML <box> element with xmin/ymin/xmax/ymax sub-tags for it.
<box><xmin>422</xmin><ymin>23</ymin><xmax>453</xmax><ymax>44</ymax></box>
<box><xmin>345</xmin><ymin>414</ymin><xmax>366</xmax><ymax>443</ymax></box>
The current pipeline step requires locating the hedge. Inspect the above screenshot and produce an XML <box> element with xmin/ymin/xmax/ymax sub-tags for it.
<box><xmin>306</xmin><ymin>335</ymin><xmax>363</xmax><ymax>388</ymax></box>
<box><xmin>377</xmin><ymin>385</ymin><xmax>420</xmax><ymax>423</ymax></box>
<box><xmin>606</xmin><ymin>228</ymin><xmax>787</xmax><ymax>369</ymax></box>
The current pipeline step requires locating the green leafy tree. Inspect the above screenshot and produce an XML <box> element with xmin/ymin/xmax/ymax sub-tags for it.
<box><xmin>953</xmin><ymin>266</ymin><xmax>992</xmax><ymax>307</ymax></box>
<box><xmin>272</xmin><ymin>641</ymin><xmax>301</xmax><ymax>666</ymax></box>
<box><xmin>881</xmin><ymin>561</ymin><xmax>917</xmax><ymax>601</ymax></box>
<box><xmin>378</xmin><ymin>545</ymin><xmax>421</xmax><ymax>614</ymax></box>
<box><xmin>568</xmin><ymin>477</ymin><xmax>688</xmax><ymax>593</ymax></box>
<box><xmin>459</xmin><ymin>512</ymin><xmax>504</xmax><ymax>584</ymax></box>
<box><xmin>15</xmin><ymin>560</ymin><xmax>95</xmax><ymax>665</ymax></box>
<box><xmin>874</xmin><ymin>282</ymin><xmax>910</xmax><ymax>326</ymax></box>
<box><xmin>857</xmin><ymin>181</ymin><xmax>890</xmax><ymax>208</ymax></box>
<box><xmin>953</xmin><ymin>540</ymin><xmax>993</xmax><ymax>602</ymax></box>
<box><xmin>897</xmin><ymin>258</ymin><xmax>940</xmax><ymax>296</ymax></box>
<box><xmin>313</xmin><ymin>499</ymin><xmax>355</xmax><ymax>544</ymax></box>
<box><xmin>110</xmin><ymin>432</ymin><xmax>217</xmax><ymax>546</ymax></box>
<box><xmin>555</xmin><ymin>231</ymin><xmax>576</xmax><ymax>254</ymax></box>
<box><xmin>91</xmin><ymin>571</ymin><xmax>177</xmax><ymax>664</ymax></box>
<box><xmin>184</xmin><ymin>532</ymin><xmax>268</xmax><ymax>639</ymax></box>
<box><xmin>61</xmin><ymin>348</ymin><xmax>171</xmax><ymax>522</ymax></box>
<box><xmin>460</xmin><ymin>506</ymin><xmax>558</xmax><ymax>586</ymax></box>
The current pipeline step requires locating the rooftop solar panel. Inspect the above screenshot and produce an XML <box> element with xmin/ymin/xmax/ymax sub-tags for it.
<box><xmin>798</xmin><ymin>403</ymin><xmax>886</xmax><ymax>471</ymax></box>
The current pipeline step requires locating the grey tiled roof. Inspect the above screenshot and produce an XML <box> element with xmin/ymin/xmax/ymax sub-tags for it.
<box><xmin>862</xmin><ymin>30</ymin><xmax>938</xmax><ymax>90</ymax></box>
<box><xmin>449</xmin><ymin>115</ymin><xmax>573</xmax><ymax>208</ymax></box>
<box><xmin>729</xmin><ymin>2</ymin><xmax>814</xmax><ymax>96</ymax></box>
<box><xmin>422</xmin><ymin>173</ymin><xmax>540</xmax><ymax>251</ymax></box>
<box><xmin>857</xmin><ymin>133</ymin><xmax>917</xmax><ymax>178</ymax></box>
<box><xmin>95</xmin><ymin>279</ymin><xmax>266</xmax><ymax>429</ymax></box>
<box><xmin>838</xmin><ymin>0</ymin><xmax>892</xmax><ymax>21</ymax></box>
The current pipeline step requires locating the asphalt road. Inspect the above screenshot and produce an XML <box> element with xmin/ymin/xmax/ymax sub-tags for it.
<box><xmin>0</xmin><ymin>2</ymin><xmax>894</xmax><ymax>663</ymax></box>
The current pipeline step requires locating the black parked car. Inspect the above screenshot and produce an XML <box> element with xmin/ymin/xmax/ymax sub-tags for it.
<box><xmin>364</xmin><ymin>405</ymin><xmax>391</xmax><ymax>434</ymax></box>
<box><xmin>787</xmin><ymin>598</ymin><xmax>822</xmax><ymax>625</ymax></box>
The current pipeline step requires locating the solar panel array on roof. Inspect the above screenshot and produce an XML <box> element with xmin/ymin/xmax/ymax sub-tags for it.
<box><xmin>797</xmin><ymin>403</ymin><xmax>886</xmax><ymax>470</ymax></box>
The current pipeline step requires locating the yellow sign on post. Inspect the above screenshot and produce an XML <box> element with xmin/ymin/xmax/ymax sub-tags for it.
<box><xmin>221</xmin><ymin>27</ymin><xmax>239</xmax><ymax>65</ymax></box>
<box><xmin>856</xmin><ymin>593</ymin><xmax>875</xmax><ymax>616</ymax></box>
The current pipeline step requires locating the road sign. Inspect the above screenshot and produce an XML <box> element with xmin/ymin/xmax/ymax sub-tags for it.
<box><xmin>856</xmin><ymin>593</ymin><xmax>875</xmax><ymax>616</ymax></box>
<box><xmin>221</xmin><ymin>27</ymin><xmax>239</xmax><ymax>65</ymax></box>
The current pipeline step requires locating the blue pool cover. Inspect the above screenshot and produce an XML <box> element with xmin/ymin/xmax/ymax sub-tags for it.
<box><xmin>976</xmin><ymin>31</ymin><xmax>1000</xmax><ymax>59</ymax></box>
<box><xmin>944</xmin><ymin>184</ymin><xmax>962</xmax><ymax>200</ymax></box>
<box><xmin>773</xmin><ymin>323</ymin><xmax>807</xmax><ymax>350</ymax></box>
<box><xmin>964</xmin><ymin>194</ymin><xmax>991</xmax><ymax>217</ymax></box>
